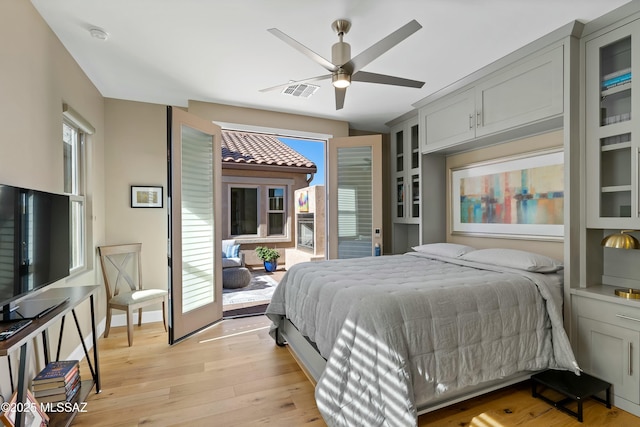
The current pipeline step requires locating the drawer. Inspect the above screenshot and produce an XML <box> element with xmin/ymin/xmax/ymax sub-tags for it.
<box><xmin>573</xmin><ymin>295</ymin><xmax>640</xmax><ymax>331</ymax></box>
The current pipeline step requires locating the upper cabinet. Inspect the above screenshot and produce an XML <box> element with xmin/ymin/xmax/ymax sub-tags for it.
<box><xmin>420</xmin><ymin>46</ymin><xmax>564</xmax><ymax>152</ymax></box>
<box><xmin>391</xmin><ymin>116</ymin><xmax>420</xmax><ymax>224</ymax></box>
<box><xmin>585</xmin><ymin>20</ymin><xmax>640</xmax><ymax>228</ymax></box>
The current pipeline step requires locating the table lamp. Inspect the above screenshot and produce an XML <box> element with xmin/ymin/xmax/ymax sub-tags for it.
<box><xmin>601</xmin><ymin>230</ymin><xmax>640</xmax><ymax>298</ymax></box>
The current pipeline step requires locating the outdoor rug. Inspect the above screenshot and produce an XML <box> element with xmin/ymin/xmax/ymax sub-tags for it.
<box><xmin>222</xmin><ymin>272</ymin><xmax>279</xmax><ymax>306</ymax></box>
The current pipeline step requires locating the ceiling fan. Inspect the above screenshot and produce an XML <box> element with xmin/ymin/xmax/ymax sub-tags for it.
<box><xmin>260</xmin><ymin>19</ymin><xmax>425</xmax><ymax>110</ymax></box>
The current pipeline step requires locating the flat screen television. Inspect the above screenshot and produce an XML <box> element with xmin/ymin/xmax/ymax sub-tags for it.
<box><xmin>0</xmin><ymin>184</ymin><xmax>71</xmax><ymax>321</ymax></box>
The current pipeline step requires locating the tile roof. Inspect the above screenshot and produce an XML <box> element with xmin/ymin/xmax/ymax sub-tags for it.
<box><xmin>221</xmin><ymin>130</ymin><xmax>317</xmax><ymax>172</ymax></box>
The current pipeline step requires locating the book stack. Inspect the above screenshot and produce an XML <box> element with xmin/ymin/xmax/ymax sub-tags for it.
<box><xmin>31</xmin><ymin>360</ymin><xmax>81</xmax><ymax>404</ymax></box>
<box><xmin>602</xmin><ymin>68</ymin><xmax>632</xmax><ymax>90</ymax></box>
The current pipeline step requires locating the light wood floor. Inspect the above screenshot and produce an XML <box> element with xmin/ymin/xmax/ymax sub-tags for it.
<box><xmin>74</xmin><ymin>317</ymin><xmax>638</xmax><ymax>426</ymax></box>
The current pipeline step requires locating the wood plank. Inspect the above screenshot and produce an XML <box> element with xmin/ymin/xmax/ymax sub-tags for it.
<box><xmin>74</xmin><ymin>317</ymin><xmax>640</xmax><ymax>427</ymax></box>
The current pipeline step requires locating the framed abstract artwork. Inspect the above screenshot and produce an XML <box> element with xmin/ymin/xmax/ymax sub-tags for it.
<box><xmin>451</xmin><ymin>150</ymin><xmax>564</xmax><ymax>239</ymax></box>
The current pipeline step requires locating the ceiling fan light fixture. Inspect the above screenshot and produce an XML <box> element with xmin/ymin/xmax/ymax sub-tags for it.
<box><xmin>332</xmin><ymin>69</ymin><xmax>351</xmax><ymax>88</ymax></box>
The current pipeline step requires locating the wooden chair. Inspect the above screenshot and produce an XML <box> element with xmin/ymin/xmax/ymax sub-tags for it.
<box><xmin>97</xmin><ymin>243</ymin><xmax>167</xmax><ymax>346</ymax></box>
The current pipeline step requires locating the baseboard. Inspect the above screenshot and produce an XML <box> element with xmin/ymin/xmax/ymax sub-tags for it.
<box><xmin>67</xmin><ymin>317</ymin><xmax>105</xmax><ymax>362</ymax></box>
<box><xmin>108</xmin><ymin>309</ymin><xmax>165</xmax><ymax>327</ymax></box>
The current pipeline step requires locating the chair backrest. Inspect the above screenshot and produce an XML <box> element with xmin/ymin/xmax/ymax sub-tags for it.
<box><xmin>98</xmin><ymin>243</ymin><xmax>143</xmax><ymax>299</ymax></box>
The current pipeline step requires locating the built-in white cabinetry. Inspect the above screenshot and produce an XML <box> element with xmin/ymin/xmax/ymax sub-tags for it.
<box><xmin>420</xmin><ymin>46</ymin><xmax>564</xmax><ymax>152</ymax></box>
<box><xmin>576</xmin><ymin>6</ymin><xmax>640</xmax><ymax>419</ymax></box>
<box><xmin>585</xmin><ymin>20</ymin><xmax>640</xmax><ymax>228</ymax></box>
<box><xmin>390</xmin><ymin>116</ymin><xmax>421</xmax><ymax>254</ymax></box>
<box><xmin>391</xmin><ymin>117</ymin><xmax>420</xmax><ymax>224</ymax></box>
<box><xmin>572</xmin><ymin>294</ymin><xmax>640</xmax><ymax>408</ymax></box>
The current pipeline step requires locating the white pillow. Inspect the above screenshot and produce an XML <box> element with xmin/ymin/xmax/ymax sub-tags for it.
<box><xmin>411</xmin><ymin>243</ymin><xmax>475</xmax><ymax>258</ymax></box>
<box><xmin>459</xmin><ymin>248</ymin><xmax>563</xmax><ymax>273</ymax></box>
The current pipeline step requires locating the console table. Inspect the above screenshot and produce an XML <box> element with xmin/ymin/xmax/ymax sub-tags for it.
<box><xmin>0</xmin><ymin>285</ymin><xmax>101</xmax><ymax>427</ymax></box>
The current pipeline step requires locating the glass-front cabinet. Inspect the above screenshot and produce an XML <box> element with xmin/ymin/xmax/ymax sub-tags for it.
<box><xmin>586</xmin><ymin>21</ymin><xmax>640</xmax><ymax>228</ymax></box>
<box><xmin>391</xmin><ymin>117</ymin><xmax>420</xmax><ymax>224</ymax></box>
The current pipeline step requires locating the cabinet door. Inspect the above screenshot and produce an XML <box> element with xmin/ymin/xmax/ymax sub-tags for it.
<box><xmin>476</xmin><ymin>46</ymin><xmax>563</xmax><ymax>138</ymax></box>
<box><xmin>420</xmin><ymin>88</ymin><xmax>475</xmax><ymax>150</ymax></box>
<box><xmin>585</xmin><ymin>21</ymin><xmax>640</xmax><ymax>228</ymax></box>
<box><xmin>409</xmin><ymin>121</ymin><xmax>420</xmax><ymax>221</ymax></box>
<box><xmin>391</xmin><ymin>125</ymin><xmax>406</xmax><ymax>222</ymax></box>
<box><xmin>576</xmin><ymin>315</ymin><xmax>640</xmax><ymax>404</ymax></box>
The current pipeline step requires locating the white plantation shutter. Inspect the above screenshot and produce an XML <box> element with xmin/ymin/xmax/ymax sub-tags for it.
<box><xmin>180</xmin><ymin>125</ymin><xmax>215</xmax><ymax>312</ymax></box>
<box><xmin>337</xmin><ymin>146</ymin><xmax>372</xmax><ymax>258</ymax></box>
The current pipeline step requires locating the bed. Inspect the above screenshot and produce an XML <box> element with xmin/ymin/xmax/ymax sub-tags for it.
<box><xmin>265</xmin><ymin>244</ymin><xmax>579</xmax><ymax>427</ymax></box>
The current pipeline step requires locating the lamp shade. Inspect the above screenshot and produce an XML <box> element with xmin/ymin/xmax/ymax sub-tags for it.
<box><xmin>601</xmin><ymin>230</ymin><xmax>640</xmax><ymax>249</ymax></box>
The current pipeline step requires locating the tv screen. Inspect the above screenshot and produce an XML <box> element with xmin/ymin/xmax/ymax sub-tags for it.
<box><xmin>0</xmin><ymin>184</ymin><xmax>70</xmax><ymax>318</ymax></box>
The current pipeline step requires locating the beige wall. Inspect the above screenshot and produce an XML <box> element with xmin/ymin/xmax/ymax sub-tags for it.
<box><xmin>103</xmin><ymin>99</ymin><xmax>168</xmax><ymax>292</ymax></box>
<box><xmin>0</xmin><ymin>0</ymin><xmax>106</xmax><ymax>398</ymax></box>
<box><xmin>446</xmin><ymin>130</ymin><xmax>564</xmax><ymax>261</ymax></box>
<box><xmin>188</xmin><ymin>101</ymin><xmax>350</xmax><ymax>137</ymax></box>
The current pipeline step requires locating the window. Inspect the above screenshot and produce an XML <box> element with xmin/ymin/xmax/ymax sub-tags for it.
<box><xmin>230</xmin><ymin>187</ymin><xmax>258</xmax><ymax>235</ymax></box>
<box><xmin>267</xmin><ymin>187</ymin><xmax>285</xmax><ymax>236</ymax></box>
<box><xmin>63</xmin><ymin>120</ymin><xmax>86</xmax><ymax>272</ymax></box>
<box><xmin>225</xmin><ymin>178</ymin><xmax>291</xmax><ymax>242</ymax></box>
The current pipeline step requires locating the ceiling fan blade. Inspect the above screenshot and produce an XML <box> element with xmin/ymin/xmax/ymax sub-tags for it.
<box><xmin>352</xmin><ymin>71</ymin><xmax>424</xmax><ymax>88</ymax></box>
<box><xmin>344</xmin><ymin>20</ymin><xmax>422</xmax><ymax>74</ymax></box>
<box><xmin>259</xmin><ymin>74</ymin><xmax>331</xmax><ymax>92</ymax></box>
<box><xmin>268</xmin><ymin>28</ymin><xmax>338</xmax><ymax>73</ymax></box>
<box><xmin>335</xmin><ymin>87</ymin><xmax>346</xmax><ymax>110</ymax></box>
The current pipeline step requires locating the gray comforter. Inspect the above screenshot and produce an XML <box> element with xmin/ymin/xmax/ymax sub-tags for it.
<box><xmin>265</xmin><ymin>252</ymin><xmax>579</xmax><ymax>427</ymax></box>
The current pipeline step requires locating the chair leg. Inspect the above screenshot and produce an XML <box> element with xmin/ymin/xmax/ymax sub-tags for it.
<box><xmin>126</xmin><ymin>309</ymin><xmax>134</xmax><ymax>347</ymax></box>
<box><xmin>104</xmin><ymin>308</ymin><xmax>112</xmax><ymax>338</ymax></box>
<box><xmin>162</xmin><ymin>299</ymin><xmax>167</xmax><ymax>332</ymax></box>
<box><xmin>138</xmin><ymin>308</ymin><xmax>142</xmax><ymax>327</ymax></box>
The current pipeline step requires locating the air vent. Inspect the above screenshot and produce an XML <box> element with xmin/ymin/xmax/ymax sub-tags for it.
<box><xmin>281</xmin><ymin>83</ymin><xmax>320</xmax><ymax>98</ymax></box>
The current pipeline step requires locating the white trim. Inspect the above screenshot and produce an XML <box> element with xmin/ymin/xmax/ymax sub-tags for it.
<box><xmin>67</xmin><ymin>321</ymin><xmax>100</xmax><ymax>362</ymax></box>
<box><xmin>266</xmin><ymin>186</ymin><xmax>287</xmax><ymax>237</ymax></box>
<box><xmin>227</xmin><ymin>185</ymin><xmax>261</xmax><ymax>237</ymax></box>
<box><xmin>62</xmin><ymin>103</ymin><xmax>95</xmax><ymax>134</ymax></box>
<box><xmin>214</xmin><ymin>121</ymin><xmax>332</xmax><ymax>142</ymax></box>
<box><xmin>109</xmin><ymin>309</ymin><xmax>166</xmax><ymax>327</ymax></box>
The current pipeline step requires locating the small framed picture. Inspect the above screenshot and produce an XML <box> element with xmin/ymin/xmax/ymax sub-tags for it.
<box><xmin>0</xmin><ymin>390</ymin><xmax>49</xmax><ymax>427</ymax></box>
<box><xmin>131</xmin><ymin>186</ymin><xmax>163</xmax><ymax>208</ymax></box>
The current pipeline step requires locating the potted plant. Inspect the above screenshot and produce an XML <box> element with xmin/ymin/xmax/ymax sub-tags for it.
<box><xmin>255</xmin><ymin>246</ymin><xmax>281</xmax><ymax>272</ymax></box>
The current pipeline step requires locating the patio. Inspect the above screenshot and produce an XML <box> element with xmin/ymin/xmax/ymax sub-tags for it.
<box><xmin>222</xmin><ymin>267</ymin><xmax>285</xmax><ymax>313</ymax></box>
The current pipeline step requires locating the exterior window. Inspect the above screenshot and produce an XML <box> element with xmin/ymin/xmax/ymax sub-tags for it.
<box><xmin>267</xmin><ymin>188</ymin><xmax>285</xmax><ymax>236</ymax></box>
<box><xmin>63</xmin><ymin>120</ymin><xmax>86</xmax><ymax>272</ymax></box>
<box><xmin>230</xmin><ymin>187</ymin><xmax>258</xmax><ymax>235</ymax></box>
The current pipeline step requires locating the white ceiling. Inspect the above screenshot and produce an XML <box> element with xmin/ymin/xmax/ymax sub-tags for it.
<box><xmin>31</xmin><ymin>0</ymin><xmax>631</xmax><ymax>133</ymax></box>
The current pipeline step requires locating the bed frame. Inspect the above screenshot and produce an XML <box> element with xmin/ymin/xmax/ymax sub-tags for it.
<box><xmin>276</xmin><ymin>316</ymin><xmax>536</xmax><ymax>416</ymax></box>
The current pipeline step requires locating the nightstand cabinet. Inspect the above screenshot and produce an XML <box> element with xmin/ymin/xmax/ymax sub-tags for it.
<box><xmin>572</xmin><ymin>294</ymin><xmax>640</xmax><ymax>408</ymax></box>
